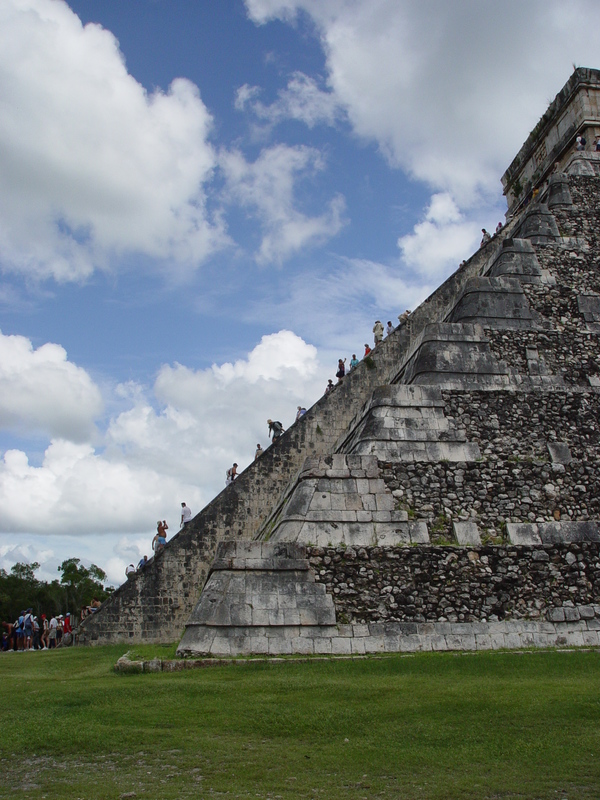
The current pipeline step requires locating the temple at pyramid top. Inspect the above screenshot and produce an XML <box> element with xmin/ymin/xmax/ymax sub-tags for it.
<box><xmin>502</xmin><ymin>66</ymin><xmax>600</xmax><ymax>215</ymax></box>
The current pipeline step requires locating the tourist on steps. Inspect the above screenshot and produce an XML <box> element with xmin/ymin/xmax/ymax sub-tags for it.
<box><xmin>267</xmin><ymin>419</ymin><xmax>285</xmax><ymax>441</ymax></box>
<box><xmin>373</xmin><ymin>320</ymin><xmax>384</xmax><ymax>345</ymax></box>
<box><xmin>180</xmin><ymin>503</ymin><xmax>192</xmax><ymax>527</ymax></box>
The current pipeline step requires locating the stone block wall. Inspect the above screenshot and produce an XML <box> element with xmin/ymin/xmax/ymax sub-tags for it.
<box><xmin>307</xmin><ymin>542</ymin><xmax>600</xmax><ymax>626</ymax></box>
<box><xmin>85</xmin><ymin>163</ymin><xmax>600</xmax><ymax>648</ymax></box>
<box><xmin>81</xmin><ymin>199</ymin><xmax>520</xmax><ymax>644</ymax></box>
<box><xmin>377</xmin><ymin>389</ymin><xmax>600</xmax><ymax>545</ymax></box>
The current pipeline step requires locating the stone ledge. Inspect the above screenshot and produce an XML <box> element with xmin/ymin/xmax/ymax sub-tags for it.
<box><xmin>173</xmin><ymin>615</ymin><xmax>600</xmax><ymax>658</ymax></box>
<box><xmin>507</xmin><ymin>521</ymin><xmax>600</xmax><ymax>545</ymax></box>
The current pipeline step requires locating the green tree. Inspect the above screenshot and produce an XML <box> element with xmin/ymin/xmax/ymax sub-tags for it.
<box><xmin>58</xmin><ymin>558</ymin><xmax>110</xmax><ymax>613</ymax></box>
<box><xmin>10</xmin><ymin>562</ymin><xmax>40</xmax><ymax>582</ymax></box>
<box><xmin>0</xmin><ymin>562</ymin><xmax>41</xmax><ymax>621</ymax></box>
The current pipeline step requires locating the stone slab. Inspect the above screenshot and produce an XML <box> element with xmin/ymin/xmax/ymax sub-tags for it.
<box><xmin>506</xmin><ymin>523</ymin><xmax>542</xmax><ymax>545</ymax></box>
<box><xmin>453</xmin><ymin>521</ymin><xmax>482</xmax><ymax>546</ymax></box>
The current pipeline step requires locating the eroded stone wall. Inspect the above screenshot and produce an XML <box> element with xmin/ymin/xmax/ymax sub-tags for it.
<box><xmin>308</xmin><ymin>542</ymin><xmax>600</xmax><ymax>625</ymax></box>
<box><xmin>376</xmin><ymin>390</ymin><xmax>600</xmax><ymax>544</ymax></box>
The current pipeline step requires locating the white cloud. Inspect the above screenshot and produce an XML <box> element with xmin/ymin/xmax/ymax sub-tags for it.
<box><xmin>0</xmin><ymin>330</ymin><xmax>103</xmax><ymax>442</ymax></box>
<box><xmin>0</xmin><ymin>439</ymin><xmax>200</xmax><ymax>536</ymax></box>
<box><xmin>236</xmin><ymin>72</ymin><xmax>344</xmax><ymax>129</ymax></box>
<box><xmin>244</xmin><ymin>258</ymin><xmax>434</xmax><ymax>355</ymax></box>
<box><xmin>115</xmin><ymin>330</ymin><xmax>325</xmax><ymax>479</ymax></box>
<box><xmin>0</xmin><ymin>533</ymin><xmax>148</xmax><ymax>586</ymax></box>
<box><xmin>0</xmin><ymin>331</ymin><xmax>327</xmax><ymax>547</ymax></box>
<box><xmin>221</xmin><ymin>144</ymin><xmax>346</xmax><ymax>263</ymax></box>
<box><xmin>397</xmin><ymin>193</ymin><xmax>480</xmax><ymax>278</ymax></box>
<box><xmin>245</xmin><ymin>0</ymin><xmax>600</xmax><ymax>210</ymax></box>
<box><xmin>0</xmin><ymin>0</ymin><xmax>227</xmax><ymax>281</ymax></box>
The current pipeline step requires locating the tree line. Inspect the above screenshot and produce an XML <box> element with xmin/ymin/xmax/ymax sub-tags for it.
<box><xmin>0</xmin><ymin>559</ymin><xmax>114</xmax><ymax>622</ymax></box>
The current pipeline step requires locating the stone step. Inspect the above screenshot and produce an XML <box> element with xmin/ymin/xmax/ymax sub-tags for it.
<box><xmin>506</xmin><ymin>521</ymin><xmax>600</xmax><ymax>545</ymax></box>
<box><xmin>260</xmin><ymin>455</ymin><xmax>431</xmax><ymax>547</ymax></box>
<box><xmin>348</xmin><ymin>440</ymin><xmax>481</xmax><ymax>462</ymax></box>
<box><xmin>177</xmin><ymin>541</ymin><xmax>337</xmax><ymax>657</ymax></box>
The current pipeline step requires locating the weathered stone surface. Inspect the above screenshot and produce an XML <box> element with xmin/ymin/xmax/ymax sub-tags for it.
<box><xmin>454</xmin><ymin>522</ymin><xmax>482</xmax><ymax>546</ymax></box>
<box><xmin>485</xmin><ymin>238</ymin><xmax>544</xmax><ymax>284</ymax></box>
<box><xmin>87</xmin><ymin>75</ymin><xmax>600</xmax><ymax>656</ymax></box>
<box><xmin>396</xmin><ymin>324</ymin><xmax>513</xmax><ymax>389</ymax></box>
<box><xmin>513</xmin><ymin>204</ymin><xmax>560</xmax><ymax>244</ymax></box>
<box><xmin>449</xmin><ymin>277</ymin><xmax>538</xmax><ymax>330</ymax></box>
<box><xmin>306</xmin><ymin>542</ymin><xmax>600</xmax><ymax>627</ymax></box>
<box><xmin>177</xmin><ymin>541</ymin><xmax>336</xmax><ymax>656</ymax></box>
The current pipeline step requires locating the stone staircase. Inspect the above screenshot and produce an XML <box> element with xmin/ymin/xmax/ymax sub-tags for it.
<box><xmin>177</xmin><ymin>170</ymin><xmax>600</xmax><ymax>658</ymax></box>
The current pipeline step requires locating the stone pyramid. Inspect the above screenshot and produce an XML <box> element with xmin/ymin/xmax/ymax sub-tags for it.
<box><xmin>82</xmin><ymin>67</ymin><xmax>600</xmax><ymax>656</ymax></box>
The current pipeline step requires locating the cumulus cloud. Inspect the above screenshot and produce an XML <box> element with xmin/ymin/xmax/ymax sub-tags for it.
<box><xmin>235</xmin><ymin>72</ymin><xmax>344</xmax><ymax>129</ymax></box>
<box><xmin>0</xmin><ymin>533</ymin><xmax>147</xmax><ymax>586</ymax></box>
<box><xmin>111</xmin><ymin>330</ymin><xmax>325</xmax><ymax>483</ymax></box>
<box><xmin>0</xmin><ymin>439</ymin><xmax>201</xmax><ymax>536</ymax></box>
<box><xmin>244</xmin><ymin>258</ymin><xmax>434</xmax><ymax>354</ymax></box>
<box><xmin>0</xmin><ymin>0</ymin><xmax>227</xmax><ymax>281</ymax></box>
<box><xmin>221</xmin><ymin>144</ymin><xmax>346</xmax><ymax>263</ymax></box>
<box><xmin>397</xmin><ymin>193</ymin><xmax>480</xmax><ymax>279</ymax></box>
<box><xmin>0</xmin><ymin>330</ymin><xmax>103</xmax><ymax>442</ymax></box>
<box><xmin>0</xmin><ymin>331</ymin><xmax>327</xmax><ymax>543</ymax></box>
<box><xmin>245</xmin><ymin>0</ymin><xmax>600</xmax><ymax>205</ymax></box>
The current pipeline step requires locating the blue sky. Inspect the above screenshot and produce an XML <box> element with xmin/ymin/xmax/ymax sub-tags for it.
<box><xmin>1</xmin><ymin>0</ymin><xmax>600</xmax><ymax>586</ymax></box>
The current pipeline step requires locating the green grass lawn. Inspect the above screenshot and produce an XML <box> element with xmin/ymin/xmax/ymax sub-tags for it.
<box><xmin>1</xmin><ymin>645</ymin><xmax>600</xmax><ymax>799</ymax></box>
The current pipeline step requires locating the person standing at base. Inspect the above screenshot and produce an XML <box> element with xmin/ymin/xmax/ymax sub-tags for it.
<box><xmin>23</xmin><ymin>609</ymin><xmax>33</xmax><ymax>651</ymax></box>
<box><xmin>63</xmin><ymin>613</ymin><xmax>72</xmax><ymax>646</ymax></box>
<box><xmin>48</xmin><ymin>615</ymin><xmax>58</xmax><ymax>649</ymax></box>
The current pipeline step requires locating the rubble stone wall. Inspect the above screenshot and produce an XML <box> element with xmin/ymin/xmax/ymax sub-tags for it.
<box><xmin>308</xmin><ymin>542</ymin><xmax>600</xmax><ymax>625</ymax></box>
<box><xmin>376</xmin><ymin>389</ymin><xmax>600</xmax><ymax>543</ymax></box>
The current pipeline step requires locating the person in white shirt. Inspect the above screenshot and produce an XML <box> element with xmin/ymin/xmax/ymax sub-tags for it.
<box><xmin>180</xmin><ymin>502</ymin><xmax>192</xmax><ymax>527</ymax></box>
<box><xmin>49</xmin><ymin>616</ymin><xmax>58</xmax><ymax>649</ymax></box>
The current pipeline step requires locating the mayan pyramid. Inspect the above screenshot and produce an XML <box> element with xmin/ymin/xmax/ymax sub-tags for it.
<box><xmin>81</xmin><ymin>68</ymin><xmax>600</xmax><ymax>656</ymax></box>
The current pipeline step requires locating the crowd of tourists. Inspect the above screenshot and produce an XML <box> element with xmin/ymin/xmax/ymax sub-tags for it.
<box><xmin>1</xmin><ymin>600</ymin><xmax>104</xmax><ymax>652</ymax></box>
<box><xmin>325</xmin><ymin>311</ymin><xmax>412</xmax><ymax>393</ymax></box>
